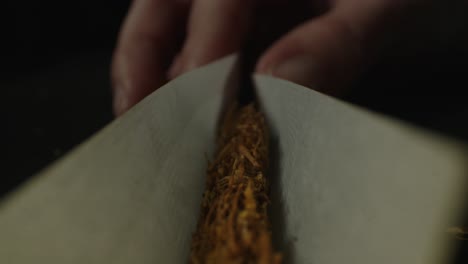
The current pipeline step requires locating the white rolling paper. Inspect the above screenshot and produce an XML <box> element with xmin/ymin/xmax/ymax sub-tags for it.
<box><xmin>255</xmin><ymin>75</ymin><xmax>468</xmax><ymax>263</ymax></box>
<box><xmin>0</xmin><ymin>55</ymin><xmax>466</xmax><ymax>264</ymax></box>
<box><xmin>0</xmin><ymin>55</ymin><xmax>239</xmax><ymax>264</ymax></box>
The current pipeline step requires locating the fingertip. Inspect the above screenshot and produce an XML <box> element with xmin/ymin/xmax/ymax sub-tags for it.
<box><xmin>112</xmin><ymin>86</ymin><xmax>130</xmax><ymax>117</ymax></box>
<box><xmin>167</xmin><ymin>54</ymin><xmax>184</xmax><ymax>79</ymax></box>
<box><xmin>111</xmin><ymin>55</ymin><xmax>128</xmax><ymax>116</ymax></box>
<box><xmin>110</xmin><ymin>52</ymin><xmax>161</xmax><ymax>117</ymax></box>
<box><xmin>175</xmin><ymin>0</ymin><xmax>253</xmax><ymax>77</ymax></box>
<box><xmin>256</xmin><ymin>40</ymin><xmax>319</xmax><ymax>89</ymax></box>
<box><xmin>255</xmin><ymin>55</ymin><xmax>274</xmax><ymax>76</ymax></box>
<box><xmin>111</xmin><ymin>0</ymin><xmax>188</xmax><ymax>116</ymax></box>
<box><xmin>111</xmin><ymin>52</ymin><xmax>135</xmax><ymax>116</ymax></box>
<box><xmin>255</xmin><ymin>35</ymin><xmax>304</xmax><ymax>77</ymax></box>
<box><xmin>255</xmin><ymin>13</ymin><xmax>366</xmax><ymax>94</ymax></box>
<box><xmin>167</xmin><ymin>53</ymin><xmax>201</xmax><ymax>79</ymax></box>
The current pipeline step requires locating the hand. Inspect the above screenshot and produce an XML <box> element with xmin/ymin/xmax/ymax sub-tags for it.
<box><xmin>111</xmin><ymin>0</ymin><xmax>463</xmax><ymax>116</ymax></box>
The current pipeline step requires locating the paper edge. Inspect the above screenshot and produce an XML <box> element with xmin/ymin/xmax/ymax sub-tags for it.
<box><xmin>0</xmin><ymin>54</ymin><xmax>239</xmax><ymax>207</ymax></box>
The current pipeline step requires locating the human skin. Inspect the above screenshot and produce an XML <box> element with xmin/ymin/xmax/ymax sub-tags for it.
<box><xmin>111</xmin><ymin>0</ymin><xmax>466</xmax><ymax>116</ymax></box>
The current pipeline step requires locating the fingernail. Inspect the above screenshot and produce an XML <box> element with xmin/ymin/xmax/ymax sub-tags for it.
<box><xmin>271</xmin><ymin>56</ymin><xmax>318</xmax><ymax>89</ymax></box>
<box><xmin>113</xmin><ymin>85</ymin><xmax>130</xmax><ymax>116</ymax></box>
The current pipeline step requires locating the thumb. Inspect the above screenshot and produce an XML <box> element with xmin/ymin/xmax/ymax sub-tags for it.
<box><xmin>256</xmin><ymin>2</ymin><xmax>401</xmax><ymax>95</ymax></box>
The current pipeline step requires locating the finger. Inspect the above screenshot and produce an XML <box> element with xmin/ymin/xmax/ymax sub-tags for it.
<box><xmin>168</xmin><ymin>0</ymin><xmax>254</xmax><ymax>79</ymax></box>
<box><xmin>112</xmin><ymin>0</ymin><xmax>189</xmax><ymax>116</ymax></box>
<box><xmin>256</xmin><ymin>1</ymin><xmax>406</xmax><ymax>95</ymax></box>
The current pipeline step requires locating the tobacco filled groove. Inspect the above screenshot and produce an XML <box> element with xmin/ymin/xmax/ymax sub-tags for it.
<box><xmin>190</xmin><ymin>103</ymin><xmax>281</xmax><ymax>264</ymax></box>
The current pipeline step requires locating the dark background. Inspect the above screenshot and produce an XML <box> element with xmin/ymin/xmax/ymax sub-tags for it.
<box><xmin>3</xmin><ymin>0</ymin><xmax>129</xmax><ymax>195</ymax></box>
<box><xmin>2</xmin><ymin>1</ymin><xmax>468</xmax><ymax>261</ymax></box>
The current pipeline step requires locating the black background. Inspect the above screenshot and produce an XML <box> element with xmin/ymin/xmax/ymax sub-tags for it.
<box><xmin>2</xmin><ymin>1</ymin><xmax>468</xmax><ymax>261</ymax></box>
<box><xmin>3</xmin><ymin>0</ymin><xmax>129</xmax><ymax>195</ymax></box>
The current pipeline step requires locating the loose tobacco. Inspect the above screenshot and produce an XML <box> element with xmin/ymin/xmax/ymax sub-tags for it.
<box><xmin>190</xmin><ymin>104</ymin><xmax>281</xmax><ymax>264</ymax></box>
